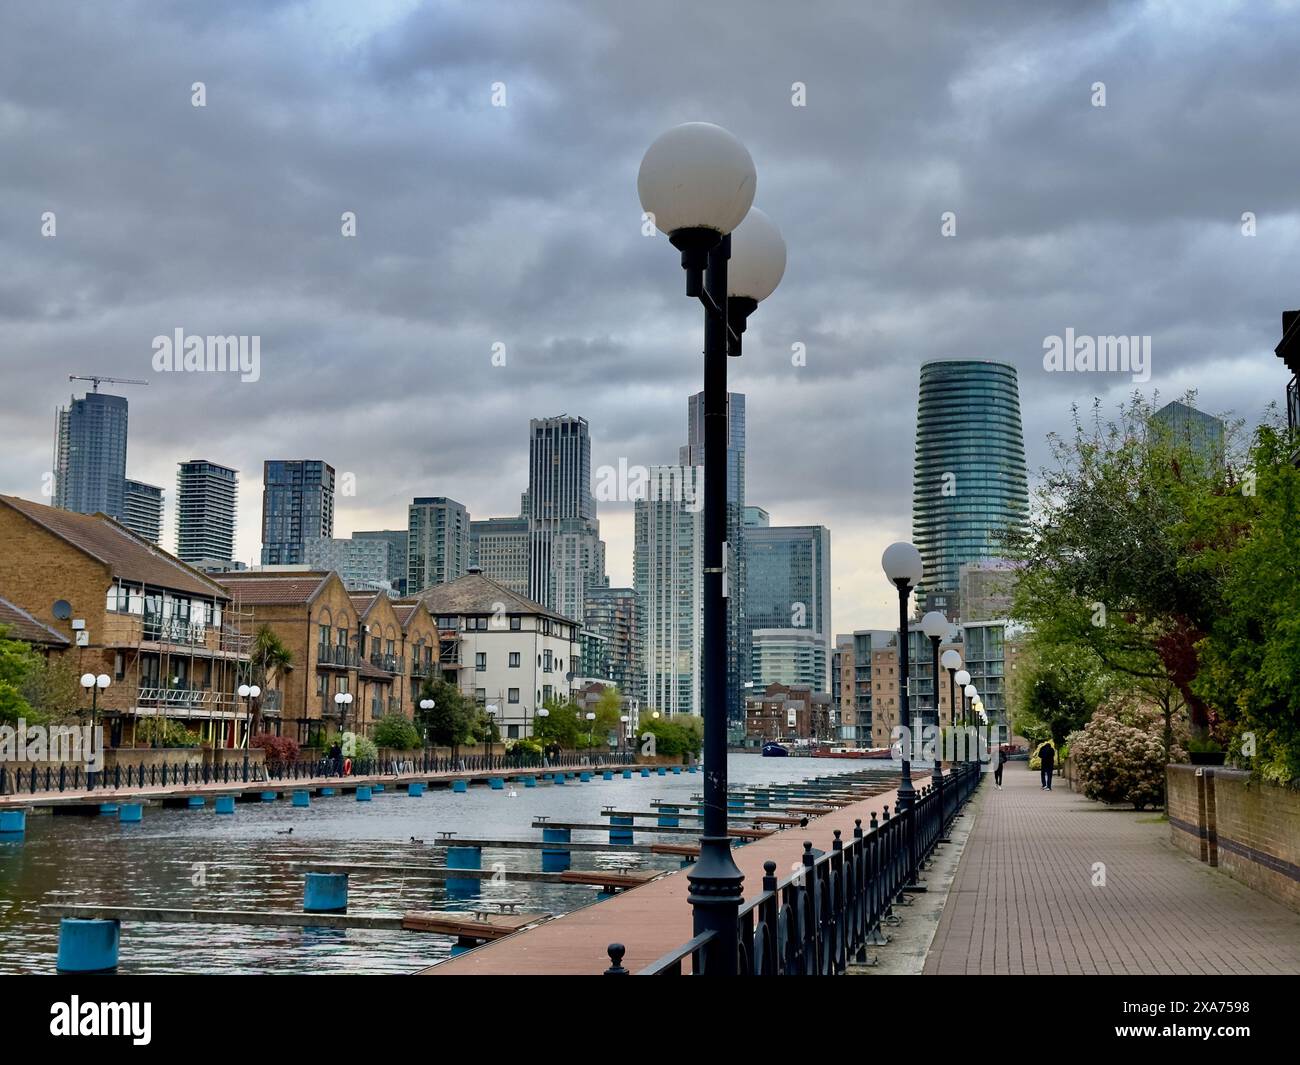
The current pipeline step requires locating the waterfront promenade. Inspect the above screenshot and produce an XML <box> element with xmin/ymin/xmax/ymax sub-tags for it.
<box><xmin>924</xmin><ymin>762</ymin><xmax>1300</xmax><ymax>975</ymax></box>
<box><xmin>0</xmin><ymin>759</ymin><xmax>631</xmax><ymax>810</ymax></box>
<box><xmin>421</xmin><ymin>773</ymin><xmax>931</xmax><ymax>975</ymax></box>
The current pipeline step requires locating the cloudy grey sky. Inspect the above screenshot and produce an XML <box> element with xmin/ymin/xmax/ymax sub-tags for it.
<box><xmin>2</xmin><ymin>0</ymin><xmax>1296</xmax><ymax>632</ymax></box>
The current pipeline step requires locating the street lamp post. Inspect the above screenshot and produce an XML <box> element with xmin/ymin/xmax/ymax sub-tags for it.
<box><xmin>963</xmin><ymin>683</ymin><xmax>978</xmax><ymax>761</ymax></box>
<box><xmin>333</xmin><ymin>691</ymin><xmax>353</xmax><ymax>771</ymax></box>
<box><xmin>639</xmin><ymin>122</ymin><xmax>786</xmax><ymax>974</ymax></box>
<box><xmin>619</xmin><ymin>714</ymin><xmax>630</xmax><ymax>755</ymax></box>
<box><xmin>920</xmin><ymin>611</ymin><xmax>949</xmax><ymax>780</ymax></box>
<box><xmin>881</xmin><ymin>542</ymin><xmax>924</xmax><ymax>811</ymax></box>
<box><xmin>941</xmin><ymin>649</ymin><xmax>961</xmax><ymax>767</ymax></box>
<box><xmin>585</xmin><ymin>711</ymin><xmax>596</xmax><ymax>761</ymax></box>
<box><xmin>80</xmin><ymin>672</ymin><xmax>110</xmax><ymax>783</ymax></box>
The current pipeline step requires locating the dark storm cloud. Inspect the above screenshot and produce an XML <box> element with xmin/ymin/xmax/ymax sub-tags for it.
<box><xmin>1</xmin><ymin>0</ymin><xmax>1296</xmax><ymax>628</ymax></box>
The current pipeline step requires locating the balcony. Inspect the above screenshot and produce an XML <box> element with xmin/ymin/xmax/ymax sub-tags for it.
<box><xmin>410</xmin><ymin>659</ymin><xmax>435</xmax><ymax>679</ymax></box>
<box><xmin>142</xmin><ymin>613</ymin><xmax>209</xmax><ymax>646</ymax></box>
<box><xmin>316</xmin><ymin>644</ymin><xmax>358</xmax><ymax>669</ymax></box>
<box><xmin>370</xmin><ymin>653</ymin><xmax>405</xmax><ymax>674</ymax></box>
<box><xmin>1289</xmin><ymin>375</ymin><xmax>1299</xmax><ymax>436</ymax></box>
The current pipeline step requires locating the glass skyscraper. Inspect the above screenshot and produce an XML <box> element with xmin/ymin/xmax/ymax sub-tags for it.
<box><xmin>527</xmin><ymin>415</ymin><xmax>606</xmax><ymax>622</ymax></box>
<box><xmin>260</xmin><ymin>459</ymin><xmax>335</xmax><ymax>565</ymax></box>
<box><xmin>744</xmin><ymin>524</ymin><xmax>832</xmax><ymax>691</ymax></box>
<box><xmin>54</xmin><ymin>391</ymin><xmax>129</xmax><ymax>520</ymax></box>
<box><xmin>912</xmin><ymin>360</ymin><xmax>1028</xmax><ymax>618</ymax></box>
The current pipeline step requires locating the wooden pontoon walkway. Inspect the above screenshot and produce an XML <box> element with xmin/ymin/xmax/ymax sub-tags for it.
<box><xmin>420</xmin><ymin>773</ymin><xmax>928</xmax><ymax>975</ymax></box>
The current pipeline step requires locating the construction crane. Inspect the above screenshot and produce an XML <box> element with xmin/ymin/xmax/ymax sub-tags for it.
<box><xmin>68</xmin><ymin>375</ymin><xmax>149</xmax><ymax>393</ymax></box>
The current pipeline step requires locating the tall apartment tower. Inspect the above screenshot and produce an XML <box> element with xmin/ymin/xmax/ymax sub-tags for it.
<box><xmin>745</xmin><ymin>523</ymin><xmax>833</xmax><ymax>692</ymax></box>
<box><xmin>634</xmin><ymin>466</ymin><xmax>703</xmax><ymax>717</ymax></box>
<box><xmin>122</xmin><ymin>479</ymin><xmax>164</xmax><ymax>544</ymax></box>
<box><xmin>469</xmin><ymin>515</ymin><xmax>530</xmax><ymax>596</ymax></box>
<box><xmin>353</xmin><ymin>530</ymin><xmax>409</xmax><ymax>595</ymax></box>
<box><xmin>912</xmin><ymin>360</ymin><xmax>1029</xmax><ymax>618</ymax></box>
<box><xmin>408</xmin><ymin>497</ymin><xmax>469</xmax><ymax>592</ymax></box>
<box><xmin>175</xmin><ymin>460</ymin><xmax>239</xmax><ymax>564</ymax></box>
<box><xmin>527</xmin><ymin>415</ymin><xmax>606</xmax><ymax>622</ymax></box>
<box><xmin>260</xmin><ymin>460</ymin><xmax>335</xmax><ymax>565</ymax></box>
<box><xmin>53</xmin><ymin>391</ymin><xmax>129</xmax><ymax>520</ymax></box>
<box><xmin>680</xmin><ymin>391</ymin><xmax>746</xmax><ymax>727</ymax></box>
<box><xmin>585</xmin><ymin>585</ymin><xmax>641</xmax><ymax>703</ymax></box>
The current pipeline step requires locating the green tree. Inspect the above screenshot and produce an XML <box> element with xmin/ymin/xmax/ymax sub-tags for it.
<box><xmin>416</xmin><ymin>676</ymin><xmax>475</xmax><ymax>747</ymax></box>
<box><xmin>0</xmin><ymin>626</ymin><xmax>42</xmax><ymax>726</ymax></box>
<box><xmin>1010</xmin><ymin>393</ymin><xmax>1242</xmax><ymax>735</ymax></box>
<box><xmin>373</xmin><ymin>712</ymin><xmax>421</xmax><ymax>750</ymax></box>
<box><xmin>246</xmin><ymin>624</ymin><xmax>293</xmax><ymax>737</ymax></box>
<box><xmin>1192</xmin><ymin>421</ymin><xmax>1300</xmax><ymax>784</ymax></box>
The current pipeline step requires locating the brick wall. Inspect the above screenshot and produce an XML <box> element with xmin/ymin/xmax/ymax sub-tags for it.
<box><xmin>1167</xmin><ymin>764</ymin><xmax>1300</xmax><ymax>913</ymax></box>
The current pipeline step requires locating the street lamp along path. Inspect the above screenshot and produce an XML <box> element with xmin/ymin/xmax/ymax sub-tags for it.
<box><xmin>638</xmin><ymin>121</ymin><xmax>785</xmax><ymax>976</ymax></box>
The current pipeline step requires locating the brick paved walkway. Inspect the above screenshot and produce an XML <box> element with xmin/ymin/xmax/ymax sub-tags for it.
<box><xmin>925</xmin><ymin>761</ymin><xmax>1300</xmax><ymax>974</ymax></box>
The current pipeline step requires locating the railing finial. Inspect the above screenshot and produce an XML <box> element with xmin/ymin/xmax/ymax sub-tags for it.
<box><xmin>604</xmin><ymin>943</ymin><xmax>629</xmax><ymax>975</ymax></box>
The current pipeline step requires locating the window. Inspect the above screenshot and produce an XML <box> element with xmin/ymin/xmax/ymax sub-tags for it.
<box><xmin>509</xmin><ymin>616</ymin><xmax>521</xmax><ymax>631</ymax></box>
<box><xmin>114</xmin><ymin>652</ymin><xmax>125</xmax><ymax>681</ymax></box>
<box><xmin>318</xmin><ymin>624</ymin><xmax>330</xmax><ymax>649</ymax></box>
<box><xmin>543</xmin><ymin>650</ymin><xmax>552</xmax><ymax>673</ymax></box>
<box><xmin>336</xmin><ymin>627</ymin><xmax>347</xmax><ymax>646</ymax></box>
<box><xmin>543</xmin><ymin>684</ymin><xmax>553</xmax><ymax>703</ymax></box>
<box><xmin>338</xmin><ymin>677</ymin><xmax>349</xmax><ymax>694</ymax></box>
<box><xmin>317</xmin><ymin>674</ymin><xmax>328</xmax><ymax>696</ymax></box>
<box><xmin>476</xmin><ymin>652</ymin><xmax>487</xmax><ymax>671</ymax></box>
<box><xmin>475</xmin><ymin>688</ymin><xmax>486</xmax><ymax>703</ymax></box>
<box><xmin>509</xmin><ymin>652</ymin><xmax>520</xmax><ymax>668</ymax></box>
<box><xmin>508</xmin><ymin>688</ymin><xmax>520</xmax><ymax>704</ymax></box>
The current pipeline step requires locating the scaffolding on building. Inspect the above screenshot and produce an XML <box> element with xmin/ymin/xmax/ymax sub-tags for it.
<box><xmin>108</xmin><ymin>579</ymin><xmax>256</xmax><ymax>749</ymax></box>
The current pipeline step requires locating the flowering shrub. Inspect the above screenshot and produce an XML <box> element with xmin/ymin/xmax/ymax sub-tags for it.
<box><xmin>1067</xmin><ymin>694</ymin><xmax>1187</xmax><ymax>810</ymax></box>
<box><xmin>250</xmin><ymin>733</ymin><xmax>300</xmax><ymax>769</ymax></box>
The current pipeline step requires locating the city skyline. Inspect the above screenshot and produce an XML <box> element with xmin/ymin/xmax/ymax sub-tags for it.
<box><xmin>3</xmin><ymin>1</ymin><xmax>1294</xmax><ymax>635</ymax></box>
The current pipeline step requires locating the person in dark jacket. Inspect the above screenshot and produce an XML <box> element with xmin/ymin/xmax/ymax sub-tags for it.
<box><xmin>995</xmin><ymin>746</ymin><xmax>1007</xmax><ymax>789</ymax></box>
<box><xmin>329</xmin><ymin>740</ymin><xmax>342</xmax><ymax>777</ymax></box>
<box><xmin>1039</xmin><ymin>742</ymin><xmax>1055</xmax><ymax>790</ymax></box>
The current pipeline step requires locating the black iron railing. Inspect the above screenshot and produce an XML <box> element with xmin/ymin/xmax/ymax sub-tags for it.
<box><xmin>606</xmin><ymin>760</ymin><xmax>982</xmax><ymax>976</ymax></box>
<box><xmin>0</xmin><ymin>748</ymin><xmax>642</xmax><ymax>795</ymax></box>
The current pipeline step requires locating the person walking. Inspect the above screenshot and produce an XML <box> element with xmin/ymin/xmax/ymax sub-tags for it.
<box><xmin>995</xmin><ymin>746</ymin><xmax>1007</xmax><ymax>789</ymax></box>
<box><xmin>1039</xmin><ymin>741</ymin><xmax>1055</xmax><ymax>790</ymax></box>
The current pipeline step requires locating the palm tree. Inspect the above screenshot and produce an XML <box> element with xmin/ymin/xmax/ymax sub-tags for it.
<box><xmin>247</xmin><ymin>625</ymin><xmax>292</xmax><ymax>737</ymax></box>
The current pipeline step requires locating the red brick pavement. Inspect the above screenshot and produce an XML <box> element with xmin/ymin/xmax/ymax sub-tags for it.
<box><xmin>924</xmin><ymin>761</ymin><xmax>1300</xmax><ymax>975</ymax></box>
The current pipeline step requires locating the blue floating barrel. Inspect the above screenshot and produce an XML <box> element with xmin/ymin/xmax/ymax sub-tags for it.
<box><xmin>319</xmin><ymin>787</ymin><xmax>335</xmax><ymax>797</ymax></box>
<box><xmin>372</xmin><ymin>784</ymin><xmax>385</xmax><ymax>792</ymax></box>
<box><xmin>602</xmin><ymin>770</ymin><xmax>613</xmax><ymax>781</ymax></box>
<box><xmin>303</xmin><ymin>872</ymin><xmax>349</xmax><ymax>914</ymax></box>
<box><xmin>542</xmin><ymin>772</ymin><xmax>553</xmax><ymax>781</ymax></box>
<box><xmin>688</xmin><ymin>765</ymin><xmax>698</xmax><ymax>774</ymax></box>
<box><xmin>186</xmin><ymin>796</ymin><xmax>205</xmax><ymax>809</ymax></box>
<box><xmin>449</xmin><ymin>941</ymin><xmax>476</xmax><ymax>957</ymax></box>
<box><xmin>656</xmin><ymin>766</ymin><xmax>667</xmax><ymax>776</ymax></box>
<box><xmin>609</xmin><ymin>816</ymin><xmax>634</xmax><ymax>844</ymax></box>
<box><xmin>553</xmin><ymin>774</ymin><xmax>565</xmax><ymax>786</ymax></box>
<box><xmin>407</xmin><ymin>782</ymin><xmax>425</xmax><ymax>797</ymax></box>
<box><xmin>523</xmin><ymin>776</ymin><xmax>537</xmax><ymax>788</ymax></box>
<box><xmin>355</xmin><ymin>786</ymin><xmax>372</xmax><ymax>802</ymax></box>
<box><xmin>261</xmin><ymin>791</ymin><xmax>277</xmax><ymax>802</ymax></box>
<box><xmin>451</xmin><ymin>780</ymin><xmax>468</xmax><ymax>794</ymax></box>
<box><xmin>671</xmin><ymin>766</ymin><xmax>682</xmax><ymax>775</ymax></box>
<box><xmin>118</xmin><ymin>803</ymin><xmax>143</xmax><ymax>823</ymax></box>
<box><xmin>0</xmin><ymin>809</ymin><xmax>28</xmax><ymax>835</ymax></box>
<box><xmin>639</xmin><ymin>767</ymin><xmax>650</xmax><ymax>778</ymax></box>
<box><xmin>214</xmin><ymin>795</ymin><xmax>236</xmax><ymax>815</ymax></box>
<box><xmin>56</xmin><ymin>918</ymin><xmax>120</xmax><ymax>973</ymax></box>
<box><xmin>657</xmin><ymin>805</ymin><xmax>680</xmax><ymax>828</ymax></box>
<box><xmin>489</xmin><ymin>777</ymin><xmax>504</xmax><ymax>790</ymax></box>
<box><xmin>541</xmin><ymin>826</ymin><xmax>572</xmax><ymax>872</ymax></box>
<box><xmin>622</xmin><ymin>769</ymin><xmax>632</xmax><ymax>779</ymax></box>
<box><xmin>292</xmin><ymin>790</ymin><xmax>310</xmax><ymax>808</ymax></box>
<box><xmin>98</xmin><ymin>803</ymin><xmax>119</xmax><ymax>815</ymax></box>
<box><xmin>446</xmin><ymin>845</ymin><xmax>482</xmax><ymax>897</ymax></box>
<box><xmin>579</xmin><ymin>771</ymin><xmax>592</xmax><ymax>782</ymax></box>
